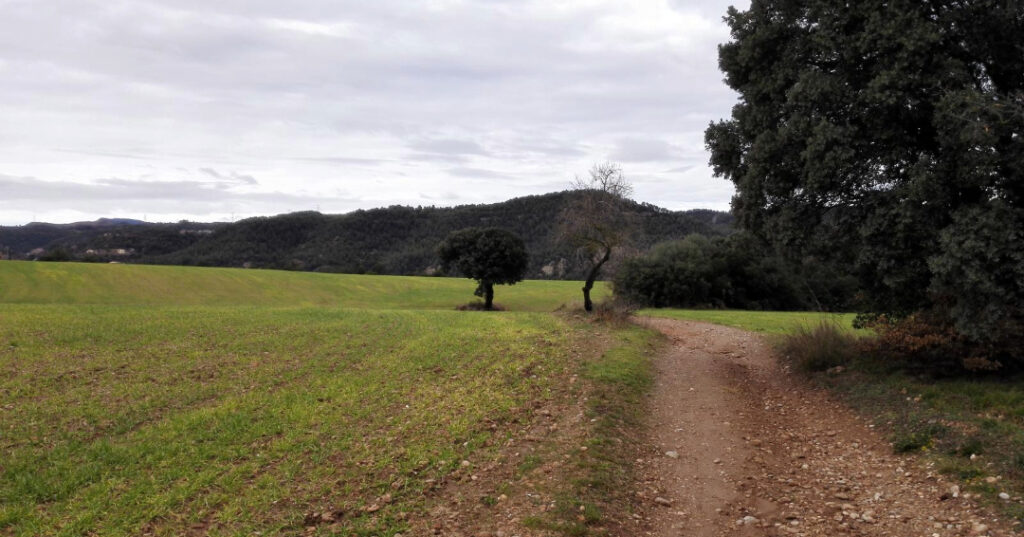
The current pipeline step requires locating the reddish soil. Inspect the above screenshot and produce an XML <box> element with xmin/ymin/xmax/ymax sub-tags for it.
<box><xmin>632</xmin><ymin>318</ymin><xmax>1019</xmax><ymax>537</ymax></box>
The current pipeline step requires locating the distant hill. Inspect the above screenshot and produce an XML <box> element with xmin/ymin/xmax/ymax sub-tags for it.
<box><xmin>0</xmin><ymin>219</ymin><xmax>223</xmax><ymax>260</ymax></box>
<box><xmin>0</xmin><ymin>191</ymin><xmax>732</xmax><ymax>279</ymax></box>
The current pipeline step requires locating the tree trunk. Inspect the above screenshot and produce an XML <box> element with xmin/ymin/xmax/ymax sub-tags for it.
<box><xmin>483</xmin><ymin>281</ymin><xmax>495</xmax><ymax>310</ymax></box>
<box><xmin>582</xmin><ymin>246</ymin><xmax>612</xmax><ymax>312</ymax></box>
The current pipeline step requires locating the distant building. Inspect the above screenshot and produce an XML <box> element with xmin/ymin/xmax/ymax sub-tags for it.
<box><xmin>84</xmin><ymin>248</ymin><xmax>134</xmax><ymax>256</ymax></box>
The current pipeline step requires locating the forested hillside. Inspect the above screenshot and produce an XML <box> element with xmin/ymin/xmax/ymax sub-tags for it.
<box><xmin>0</xmin><ymin>191</ymin><xmax>732</xmax><ymax>279</ymax></box>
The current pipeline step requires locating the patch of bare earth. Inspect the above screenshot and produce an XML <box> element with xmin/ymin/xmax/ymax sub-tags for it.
<box><xmin>402</xmin><ymin>332</ymin><xmax>629</xmax><ymax>537</ymax></box>
<box><xmin>632</xmin><ymin>318</ymin><xmax>1019</xmax><ymax>537</ymax></box>
<box><xmin>401</xmin><ymin>397</ymin><xmax>593</xmax><ymax>537</ymax></box>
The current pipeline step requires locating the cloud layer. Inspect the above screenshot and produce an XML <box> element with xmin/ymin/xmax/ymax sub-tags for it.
<box><xmin>0</xmin><ymin>0</ymin><xmax>745</xmax><ymax>224</ymax></box>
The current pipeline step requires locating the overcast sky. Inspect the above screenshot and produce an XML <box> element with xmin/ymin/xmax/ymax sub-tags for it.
<box><xmin>0</xmin><ymin>0</ymin><xmax>746</xmax><ymax>225</ymax></box>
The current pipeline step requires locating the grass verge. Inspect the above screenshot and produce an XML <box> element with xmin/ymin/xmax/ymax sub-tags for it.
<box><xmin>520</xmin><ymin>319</ymin><xmax>661</xmax><ymax>535</ymax></box>
<box><xmin>821</xmin><ymin>371</ymin><xmax>1024</xmax><ymax>522</ymax></box>
<box><xmin>636</xmin><ymin>308</ymin><xmax>862</xmax><ymax>335</ymax></box>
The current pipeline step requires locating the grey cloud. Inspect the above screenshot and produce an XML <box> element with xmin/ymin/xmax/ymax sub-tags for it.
<box><xmin>198</xmin><ymin>168</ymin><xmax>259</xmax><ymax>185</ymax></box>
<box><xmin>447</xmin><ymin>167</ymin><xmax>510</xmax><ymax>179</ymax></box>
<box><xmin>0</xmin><ymin>173</ymin><xmax>320</xmax><ymax>205</ymax></box>
<box><xmin>53</xmin><ymin>148</ymin><xmax>161</xmax><ymax>161</ymax></box>
<box><xmin>611</xmin><ymin>138</ymin><xmax>678</xmax><ymax>163</ymax></box>
<box><xmin>409</xmin><ymin>139</ymin><xmax>490</xmax><ymax>157</ymax></box>
<box><xmin>287</xmin><ymin>156</ymin><xmax>388</xmax><ymax>165</ymax></box>
<box><xmin>0</xmin><ymin>0</ymin><xmax>746</xmax><ymax>223</ymax></box>
<box><xmin>501</xmin><ymin>138</ymin><xmax>588</xmax><ymax>158</ymax></box>
<box><xmin>419</xmin><ymin>191</ymin><xmax>464</xmax><ymax>202</ymax></box>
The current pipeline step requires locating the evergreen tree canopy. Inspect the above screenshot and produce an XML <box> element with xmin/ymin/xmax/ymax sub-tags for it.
<box><xmin>706</xmin><ymin>0</ymin><xmax>1024</xmax><ymax>349</ymax></box>
<box><xmin>437</xmin><ymin>227</ymin><xmax>529</xmax><ymax>310</ymax></box>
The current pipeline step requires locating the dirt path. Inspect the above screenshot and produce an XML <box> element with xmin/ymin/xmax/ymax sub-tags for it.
<box><xmin>633</xmin><ymin>318</ymin><xmax>1018</xmax><ymax>537</ymax></box>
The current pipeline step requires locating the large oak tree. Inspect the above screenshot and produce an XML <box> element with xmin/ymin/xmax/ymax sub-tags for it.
<box><xmin>706</xmin><ymin>1</ymin><xmax>1023</xmax><ymax>354</ymax></box>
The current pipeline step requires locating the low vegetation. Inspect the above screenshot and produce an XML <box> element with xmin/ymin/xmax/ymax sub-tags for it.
<box><xmin>777</xmin><ymin>321</ymin><xmax>862</xmax><ymax>373</ymax></box>
<box><xmin>0</xmin><ymin>262</ymin><xmax>650</xmax><ymax>536</ymax></box>
<box><xmin>825</xmin><ymin>368</ymin><xmax>1024</xmax><ymax>521</ymax></box>
<box><xmin>615</xmin><ymin>232</ymin><xmax>856</xmax><ymax>311</ymax></box>
<box><xmin>0</xmin><ymin>306</ymin><xmax>581</xmax><ymax>535</ymax></box>
<box><xmin>519</xmin><ymin>322</ymin><xmax>660</xmax><ymax>536</ymax></box>
<box><xmin>636</xmin><ymin>308</ymin><xmax>860</xmax><ymax>335</ymax></box>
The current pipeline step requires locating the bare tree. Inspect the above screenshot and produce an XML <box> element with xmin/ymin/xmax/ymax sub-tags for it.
<box><xmin>559</xmin><ymin>162</ymin><xmax>635</xmax><ymax>312</ymax></box>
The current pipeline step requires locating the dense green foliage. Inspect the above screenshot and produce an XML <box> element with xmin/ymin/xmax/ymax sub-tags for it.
<box><xmin>0</xmin><ymin>192</ymin><xmax>732</xmax><ymax>279</ymax></box>
<box><xmin>437</xmin><ymin>227</ymin><xmax>529</xmax><ymax>309</ymax></box>
<box><xmin>705</xmin><ymin>0</ymin><xmax>1023</xmax><ymax>363</ymax></box>
<box><xmin>0</xmin><ymin>261</ymin><xmax>608</xmax><ymax>310</ymax></box>
<box><xmin>615</xmin><ymin>233</ymin><xmax>856</xmax><ymax>310</ymax></box>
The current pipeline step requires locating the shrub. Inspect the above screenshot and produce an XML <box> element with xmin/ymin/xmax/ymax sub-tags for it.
<box><xmin>613</xmin><ymin>232</ymin><xmax>856</xmax><ymax>311</ymax></box>
<box><xmin>589</xmin><ymin>299</ymin><xmax>636</xmax><ymax>327</ymax></box>
<box><xmin>778</xmin><ymin>322</ymin><xmax>860</xmax><ymax>373</ymax></box>
<box><xmin>38</xmin><ymin>248</ymin><xmax>72</xmax><ymax>262</ymax></box>
<box><xmin>892</xmin><ymin>425</ymin><xmax>945</xmax><ymax>453</ymax></box>
<box><xmin>858</xmin><ymin>312</ymin><xmax>1010</xmax><ymax>375</ymax></box>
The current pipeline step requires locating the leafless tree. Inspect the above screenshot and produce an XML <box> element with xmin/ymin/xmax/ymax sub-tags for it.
<box><xmin>559</xmin><ymin>162</ymin><xmax>635</xmax><ymax>312</ymax></box>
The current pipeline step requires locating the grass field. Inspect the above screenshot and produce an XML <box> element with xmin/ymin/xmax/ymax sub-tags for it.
<box><xmin>0</xmin><ymin>262</ymin><xmax>640</xmax><ymax>536</ymax></box>
<box><xmin>0</xmin><ymin>261</ymin><xmax>608</xmax><ymax>310</ymax></box>
<box><xmin>636</xmin><ymin>308</ymin><xmax>861</xmax><ymax>335</ymax></box>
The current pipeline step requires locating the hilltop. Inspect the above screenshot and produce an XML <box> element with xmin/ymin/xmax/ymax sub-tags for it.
<box><xmin>0</xmin><ymin>191</ymin><xmax>731</xmax><ymax>279</ymax></box>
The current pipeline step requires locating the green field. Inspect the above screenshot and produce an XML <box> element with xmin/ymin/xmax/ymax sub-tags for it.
<box><xmin>637</xmin><ymin>308</ymin><xmax>861</xmax><ymax>335</ymax></box>
<box><xmin>0</xmin><ymin>262</ymin><xmax>637</xmax><ymax>536</ymax></box>
<box><xmin>0</xmin><ymin>261</ymin><xmax>609</xmax><ymax>310</ymax></box>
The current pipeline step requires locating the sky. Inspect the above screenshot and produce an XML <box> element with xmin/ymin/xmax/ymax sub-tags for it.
<box><xmin>0</xmin><ymin>0</ymin><xmax>747</xmax><ymax>225</ymax></box>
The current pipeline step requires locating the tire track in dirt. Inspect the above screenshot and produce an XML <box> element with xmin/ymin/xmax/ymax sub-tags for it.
<box><xmin>632</xmin><ymin>318</ymin><xmax>1019</xmax><ymax>537</ymax></box>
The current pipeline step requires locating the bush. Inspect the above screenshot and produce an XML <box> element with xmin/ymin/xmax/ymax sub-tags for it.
<box><xmin>37</xmin><ymin>248</ymin><xmax>72</xmax><ymax>262</ymax></box>
<box><xmin>614</xmin><ymin>232</ymin><xmax>856</xmax><ymax>311</ymax></box>
<box><xmin>589</xmin><ymin>299</ymin><xmax>636</xmax><ymax>327</ymax></box>
<box><xmin>892</xmin><ymin>422</ymin><xmax>949</xmax><ymax>453</ymax></box>
<box><xmin>778</xmin><ymin>322</ymin><xmax>860</xmax><ymax>373</ymax></box>
<box><xmin>857</xmin><ymin>312</ymin><xmax>1011</xmax><ymax>375</ymax></box>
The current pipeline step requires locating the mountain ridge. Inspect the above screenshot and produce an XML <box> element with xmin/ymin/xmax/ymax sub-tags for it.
<box><xmin>0</xmin><ymin>191</ymin><xmax>732</xmax><ymax>278</ymax></box>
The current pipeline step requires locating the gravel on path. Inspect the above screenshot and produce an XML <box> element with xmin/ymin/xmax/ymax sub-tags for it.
<box><xmin>634</xmin><ymin>318</ymin><xmax>1018</xmax><ymax>537</ymax></box>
